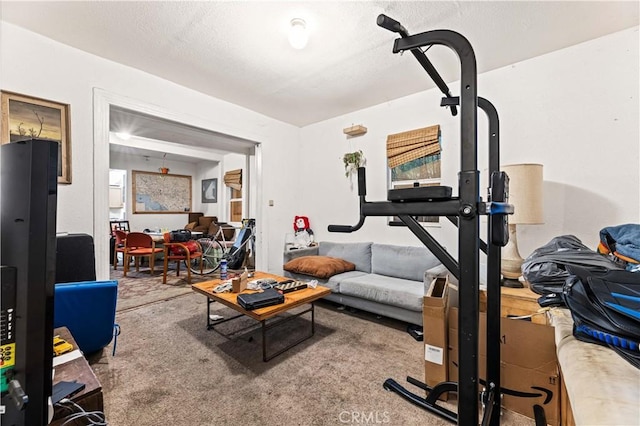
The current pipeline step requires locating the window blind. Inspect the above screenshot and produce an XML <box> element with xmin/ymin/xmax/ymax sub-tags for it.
<box><xmin>386</xmin><ymin>125</ymin><xmax>440</xmax><ymax>169</ymax></box>
<box><xmin>223</xmin><ymin>169</ymin><xmax>242</xmax><ymax>191</ymax></box>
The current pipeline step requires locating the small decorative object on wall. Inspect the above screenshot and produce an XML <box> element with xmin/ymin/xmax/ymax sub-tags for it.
<box><xmin>202</xmin><ymin>178</ymin><xmax>217</xmax><ymax>203</ymax></box>
<box><xmin>343</xmin><ymin>124</ymin><xmax>367</xmax><ymax>137</ymax></box>
<box><xmin>132</xmin><ymin>170</ymin><xmax>192</xmax><ymax>214</ymax></box>
<box><xmin>342</xmin><ymin>150</ymin><xmax>366</xmax><ymax>178</ymax></box>
<box><xmin>1</xmin><ymin>90</ymin><xmax>72</xmax><ymax>184</ymax></box>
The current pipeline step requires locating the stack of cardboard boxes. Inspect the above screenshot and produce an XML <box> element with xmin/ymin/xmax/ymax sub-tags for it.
<box><xmin>423</xmin><ymin>277</ymin><xmax>561</xmax><ymax>425</ymax></box>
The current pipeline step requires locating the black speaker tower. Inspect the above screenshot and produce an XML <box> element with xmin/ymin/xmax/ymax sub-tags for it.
<box><xmin>1</xmin><ymin>139</ymin><xmax>58</xmax><ymax>425</ymax></box>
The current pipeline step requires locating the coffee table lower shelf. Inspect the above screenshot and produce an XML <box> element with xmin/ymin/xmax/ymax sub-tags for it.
<box><xmin>205</xmin><ymin>298</ymin><xmax>316</xmax><ymax>362</ymax></box>
<box><xmin>192</xmin><ymin>271</ymin><xmax>330</xmax><ymax>363</ymax></box>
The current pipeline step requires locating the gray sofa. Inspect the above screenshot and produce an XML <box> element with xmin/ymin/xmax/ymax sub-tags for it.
<box><xmin>283</xmin><ymin>241</ymin><xmax>444</xmax><ymax>325</ymax></box>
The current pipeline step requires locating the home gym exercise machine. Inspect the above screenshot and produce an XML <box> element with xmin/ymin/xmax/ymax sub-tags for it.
<box><xmin>328</xmin><ymin>15</ymin><xmax>515</xmax><ymax>425</ymax></box>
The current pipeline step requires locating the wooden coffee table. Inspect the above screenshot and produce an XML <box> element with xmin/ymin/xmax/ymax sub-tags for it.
<box><xmin>191</xmin><ymin>271</ymin><xmax>330</xmax><ymax>361</ymax></box>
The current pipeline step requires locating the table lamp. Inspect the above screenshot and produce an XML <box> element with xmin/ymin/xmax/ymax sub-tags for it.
<box><xmin>501</xmin><ymin>163</ymin><xmax>544</xmax><ymax>287</ymax></box>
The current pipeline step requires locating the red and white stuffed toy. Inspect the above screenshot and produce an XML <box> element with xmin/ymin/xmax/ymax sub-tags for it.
<box><xmin>293</xmin><ymin>216</ymin><xmax>315</xmax><ymax>248</ymax></box>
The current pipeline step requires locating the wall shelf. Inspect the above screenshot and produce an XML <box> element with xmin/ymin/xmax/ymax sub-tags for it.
<box><xmin>343</xmin><ymin>125</ymin><xmax>367</xmax><ymax>137</ymax></box>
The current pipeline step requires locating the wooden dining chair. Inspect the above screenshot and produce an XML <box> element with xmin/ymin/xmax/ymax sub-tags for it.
<box><xmin>162</xmin><ymin>233</ymin><xmax>203</xmax><ymax>284</ymax></box>
<box><xmin>123</xmin><ymin>232</ymin><xmax>163</xmax><ymax>277</ymax></box>
<box><xmin>113</xmin><ymin>230</ymin><xmax>128</xmax><ymax>270</ymax></box>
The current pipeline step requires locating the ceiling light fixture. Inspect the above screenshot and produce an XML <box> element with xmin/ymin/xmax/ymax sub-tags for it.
<box><xmin>288</xmin><ymin>18</ymin><xmax>308</xmax><ymax>49</ymax></box>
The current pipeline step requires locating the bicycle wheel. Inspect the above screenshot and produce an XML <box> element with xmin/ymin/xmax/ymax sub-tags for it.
<box><xmin>187</xmin><ymin>238</ymin><xmax>224</xmax><ymax>274</ymax></box>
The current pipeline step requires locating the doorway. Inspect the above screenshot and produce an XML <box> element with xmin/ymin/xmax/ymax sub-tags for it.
<box><xmin>93</xmin><ymin>89</ymin><xmax>263</xmax><ymax>281</ymax></box>
<box><xmin>109</xmin><ymin>169</ymin><xmax>127</xmax><ymax>221</ymax></box>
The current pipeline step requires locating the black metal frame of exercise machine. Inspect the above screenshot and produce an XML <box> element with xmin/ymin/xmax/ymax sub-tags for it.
<box><xmin>377</xmin><ymin>95</ymin><xmax>506</xmax><ymax>426</ymax></box>
<box><xmin>328</xmin><ymin>15</ymin><xmax>513</xmax><ymax>425</ymax></box>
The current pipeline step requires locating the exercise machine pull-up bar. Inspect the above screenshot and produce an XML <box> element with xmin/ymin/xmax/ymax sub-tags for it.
<box><xmin>376</xmin><ymin>14</ymin><xmax>458</xmax><ymax>117</ymax></box>
<box><xmin>328</xmin><ymin>14</ymin><xmax>518</xmax><ymax>426</ymax></box>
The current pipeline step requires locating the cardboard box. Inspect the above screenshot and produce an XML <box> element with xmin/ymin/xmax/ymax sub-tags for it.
<box><xmin>423</xmin><ymin>276</ymin><xmax>451</xmax><ymax>393</ymax></box>
<box><xmin>480</xmin><ymin>286</ymin><xmax>548</xmax><ymax>325</ymax></box>
<box><xmin>448</xmin><ymin>307</ymin><xmax>560</xmax><ymax>426</ymax></box>
<box><xmin>231</xmin><ymin>270</ymin><xmax>249</xmax><ymax>293</ymax></box>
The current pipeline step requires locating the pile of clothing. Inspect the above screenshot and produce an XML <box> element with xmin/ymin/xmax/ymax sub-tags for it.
<box><xmin>597</xmin><ymin>223</ymin><xmax>640</xmax><ymax>272</ymax></box>
<box><xmin>522</xmin><ymin>224</ymin><xmax>640</xmax><ymax>368</ymax></box>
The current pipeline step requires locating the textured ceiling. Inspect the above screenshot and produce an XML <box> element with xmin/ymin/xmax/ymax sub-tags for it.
<box><xmin>109</xmin><ymin>106</ymin><xmax>257</xmax><ymax>153</ymax></box>
<box><xmin>2</xmin><ymin>1</ymin><xmax>638</xmax><ymax>127</ymax></box>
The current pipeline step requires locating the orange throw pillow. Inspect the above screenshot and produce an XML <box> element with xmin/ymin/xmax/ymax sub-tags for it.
<box><xmin>283</xmin><ymin>256</ymin><xmax>356</xmax><ymax>279</ymax></box>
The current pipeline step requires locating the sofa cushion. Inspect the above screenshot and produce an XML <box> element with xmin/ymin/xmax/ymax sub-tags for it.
<box><xmin>340</xmin><ymin>273</ymin><xmax>424</xmax><ymax>312</ymax></box>
<box><xmin>327</xmin><ymin>270</ymin><xmax>368</xmax><ymax>293</ymax></box>
<box><xmin>198</xmin><ymin>216</ymin><xmax>215</xmax><ymax>228</ymax></box>
<box><xmin>284</xmin><ymin>256</ymin><xmax>356</xmax><ymax>279</ymax></box>
<box><xmin>283</xmin><ymin>270</ymin><xmax>367</xmax><ymax>293</ymax></box>
<box><xmin>318</xmin><ymin>241</ymin><xmax>372</xmax><ymax>273</ymax></box>
<box><xmin>371</xmin><ymin>243</ymin><xmax>440</xmax><ymax>282</ymax></box>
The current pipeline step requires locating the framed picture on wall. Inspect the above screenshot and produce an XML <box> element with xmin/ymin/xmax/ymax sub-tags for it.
<box><xmin>132</xmin><ymin>170</ymin><xmax>192</xmax><ymax>214</ymax></box>
<box><xmin>1</xmin><ymin>91</ymin><xmax>72</xmax><ymax>184</ymax></box>
<box><xmin>202</xmin><ymin>178</ymin><xmax>217</xmax><ymax>203</ymax></box>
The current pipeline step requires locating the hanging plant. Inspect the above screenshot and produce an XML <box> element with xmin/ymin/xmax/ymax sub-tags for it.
<box><xmin>159</xmin><ymin>153</ymin><xmax>170</xmax><ymax>174</ymax></box>
<box><xmin>343</xmin><ymin>150</ymin><xmax>365</xmax><ymax>178</ymax></box>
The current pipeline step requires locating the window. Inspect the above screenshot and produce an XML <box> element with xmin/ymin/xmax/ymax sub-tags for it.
<box><xmin>387</xmin><ymin>124</ymin><xmax>441</xmax><ymax>225</ymax></box>
<box><xmin>224</xmin><ymin>169</ymin><xmax>243</xmax><ymax>223</ymax></box>
<box><xmin>230</xmin><ymin>187</ymin><xmax>242</xmax><ymax>222</ymax></box>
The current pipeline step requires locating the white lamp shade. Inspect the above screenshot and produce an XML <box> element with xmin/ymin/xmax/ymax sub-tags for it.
<box><xmin>502</xmin><ymin>163</ymin><xmax>544</xmax><ymax>225</ymax></box>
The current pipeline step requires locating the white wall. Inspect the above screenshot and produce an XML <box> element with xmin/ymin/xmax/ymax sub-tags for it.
<box><xmin>195</xmin><ymin>162</ymin><xmax>221</xmax><ymax>218</ymax></box>
<box><xmin>2</xmin><ymin>21</ymin><xmax>637</xmax><ymax>277</ymax></box>
<box><xmin>0</xmin><ymin>22</ymin><xmax>301</xmax><ymax>277</ymax></box>
<box><xmin>479</xmin><ymin>26</ymin><xmax>639</xmax><ymax>256</ymax></box>
<box><xmin>299</xmin><ymin>26</ymin><xmax>639</xmax><ymax>262</ymax></box>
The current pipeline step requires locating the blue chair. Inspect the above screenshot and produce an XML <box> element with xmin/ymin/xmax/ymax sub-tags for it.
<box><xmin>54</xmin><ymin>280</ymin><xmax>119</xmax><ymax>355</ymax></box>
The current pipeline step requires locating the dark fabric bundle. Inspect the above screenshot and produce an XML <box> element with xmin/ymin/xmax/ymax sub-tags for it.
<box><xmin>562</xmin><ymin>265</ymin><xmax>640</xmax><ymax>368</ymax></box>
<box><xmin>522</xmin><ymin>235</ymin><xmax>622</xmax><ymax>295</ymax></box>
<box><xmin>170</xmin><ymin>229</ymin><xmax>192</xmax><ymax>242</ymax></box>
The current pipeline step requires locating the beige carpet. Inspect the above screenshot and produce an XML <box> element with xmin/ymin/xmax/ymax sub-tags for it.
<box><xmin>89</xmin><ymin>287</ymin><xmax>536</xmax><ymax>425</ymax></box>
<box><xmin>110</xmin><ymin>262</ymin><xmax>217</xmax><ymax>312</ymax></box>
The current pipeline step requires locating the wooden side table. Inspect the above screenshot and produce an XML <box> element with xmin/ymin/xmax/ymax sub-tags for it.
<box><xmin>480</xmin><ymin>282</ymin><xmax>547</xmax><ymax>324</ymax></box>
<box><xmin>50</xmin><ymin>327</ymin><xmax>104</xmax><ymax>426</ymax></box>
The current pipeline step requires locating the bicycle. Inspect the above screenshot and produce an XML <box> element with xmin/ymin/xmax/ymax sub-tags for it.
<box><xmin>187</xmin><ymin>219</ymin><xmax>255</xmax><ymax>275</ymax></box>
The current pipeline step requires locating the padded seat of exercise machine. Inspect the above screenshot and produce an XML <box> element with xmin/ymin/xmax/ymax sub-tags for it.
<box><xmin>388</xmin><ymin>186</ymin><xmax>453</xmax><ymax>202</ymax></box>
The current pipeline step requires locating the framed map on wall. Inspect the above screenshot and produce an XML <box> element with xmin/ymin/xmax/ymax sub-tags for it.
<box><xmin>132</xmin><ymin>170</ymin><xmax>192</xmax><ymax>214</ymax></box>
